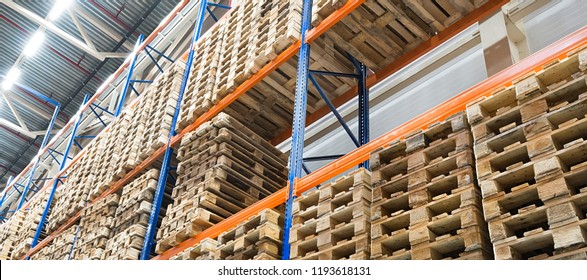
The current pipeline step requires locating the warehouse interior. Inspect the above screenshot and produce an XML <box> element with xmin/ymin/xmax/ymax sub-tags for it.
<box><xmin>1</xmin><ymin>0</ymin><xmax>587</xmax><ymax>261</ymax></box>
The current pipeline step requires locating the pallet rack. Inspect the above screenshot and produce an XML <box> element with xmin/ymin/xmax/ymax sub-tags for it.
<box><xmin>1</xmin><ymin>0</ymin><xmax>585</xmax><ymax>261</ymax></box>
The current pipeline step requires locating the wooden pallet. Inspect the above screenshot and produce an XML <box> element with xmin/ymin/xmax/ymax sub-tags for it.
<box><xmin>371</xmin><ymin>213</ymin><xmax>491</xmax><ymax>260</ymax></box>
<box><xmin>177</xmin><ymin>23</ymin><xmax>225</xmax><ymax>132</ymax></box>
<box><xmin>467</xmin><ymin>49</ymin><xmax>587</xmax><ymax>144</ymax></box>
<box><xmin>10</xmin><ymin>191</ymin><xmax>52</xmax><ymax>259</ymax></box>
<box><xmin>0</xmin><ymin>210</ymin><xmax>25</xmax><ymax>260</ymax></box>
<box><xmin>176</xmin><ymin>0</ymin><xmax>300</xmax><ymax>138</ymax></box>
<box><xmin>70</xmin><ymin>193</ymin><xmax>120</xmax><ymax>260</ymax></box>
<box><xmin>479</xmin><ymin>138</ymin><xmax>587</xmax><ymax>225</ymax></box>
<box><xmin>467</xmin><ymin>48</ymin><xmax>587</xmax><ymax>260</ymax></box>
<box><xmin>314</xmin><ymin>0</ymin><xmax>487</xmax><ymax>72</ymax></box>
<box><xmin>293</xmin><ymin>235</ymin><xmax>370</xmax><ymax>260</ymax></box>
<box><xmin>487</xmin><ymin>190</ymin><xmax>587</xmax><ymax>244</ymax></box>
<box><xmin>216</xmin><ymin>208</ymin><xmax>283</xmax><ymax>260</ymax></box>
<box><xmin>218</xmin><ymin>223</ymin><xmax>282</xmax><ymax>260</ymax></box>
<box><xmin>372</xmin><ymin>183</ymin><xmax>481</xmax><ymax>227</ymax></box>
<box><xmin>101</xmin><ymin>224</ymin><xmax>146</xmax><ymax>260</ymax></box>
<box><xmin>493</xmin><ymin>219</ymin><xmax>587</xmax><ymax>260</ymax></box>
<box><xmin>156</xmin><ymin>208</ymin><xmax>222</xmax><ymax>254</ymax></box>
<box><xmin>546</xmin><ymin>247</ymin><xmax>587</xmax><ymax>260</ymax></box>
<box><xmin>157</xmin><ymin>113</ymin><xmax>288</xmax><ymax>254</ymax></box>
<box><xmin>30</xmin><ymin>226</ymin><xmax>77</xmax><ymax>260</ymax></box>
<box><xmin>373</xmin><ymin>148</ymin><xmax>474</xmax><ymax>194</ymax></box>
<box><xmin>47</xmin><ymin>139</ymin><xmax>101</xmax><ymax>232</ymax></box>
<box><xmin>171</xmin><ymin>238</ymin><xmax>219</xmax><ymax>260</ymax></box>
<box><xmin>290</xmin><ymin>169</ymin><xmax>372</xmax><ymax>260</ymax></box>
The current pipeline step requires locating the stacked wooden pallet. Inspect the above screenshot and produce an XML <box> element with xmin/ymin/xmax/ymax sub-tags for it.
<box><xmin>216</xmin><ymin>208</ymin><xmax>283</xmax><ymax>260</ymax></box>
<box><xmin>47</xmin><ymin>62</ymin><xmax>184</xmax><ymax>234</ymax></box>
<box><xmin>369</xmin><ymin>112</ymin><xmax>492</xmax><ymax>260</ymax></box>
<box><xmin>176</xmin><ymin>0</ymin><xmax>301</xmax><ymax>134</ymax></box>
<box><xmin>70</xmin><ymin>193</ymin><xmax>119</xmax><ymax>260</ymax></box>
<box><xmin>467</xmin><ymin>48</ymin><xmax>587</xmax><ymax>260</ymax></box>
<box><xmin>101</xmin><ymin>169</ymin><xmax>159</xmax><ymax>260</ymax></box>
<box><xmin>30</xmin><ymin>226</ymin><xmax>77</xmax><ymax>260</ymax></box>
<box><xmin>155</xmin><ymin>113</ymin><xmax>288</xmax><ymax>254</ymax></box>
<box><xmin>92</xmin><ymin>111</ymin><xmax>132</xmax><ymax>199</ymax></box>
<box><xmin>0</xmin><ymin>210</ymin><xmax>24</xmax><ymax>260</ymax></box>
<box><xmin>47</xmin><ymin>139</ymin><xmax>100</xmax><ymax>232</ymax></box>
<box><xmin>170</xmin><ymin>238</ymin><xmax>219</xmax><ymax>260</ymax></box>
<box><xmin>316</xmin><ymin>0</ymin><xmax>488</xmax><ymax>71</ymax></box>
<box><xmin>290</xmin><ymin>168</ymin><xmax>372</xmax><ymax>260</ymax></box>
<box><xmin>177</xmin><ymin>22</ymin><xmax>224</xmax><ymax>132</ymax></box>
<box><xmin>11</xmin><ymin>191</ymin><xmax>52</xmax><ymax>259</ymax></box>
<box><xmin>140</xmin><ymin>63</ymin><xmax>186</xmax><ymax>157</ymax></box>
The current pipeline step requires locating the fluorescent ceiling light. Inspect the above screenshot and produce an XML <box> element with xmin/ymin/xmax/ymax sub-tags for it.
<box><xmin>48</xmin><ymin>0</ymin><xmax>75</xmax><ymax>21</ymax></box>
<box><xmin>24</xmin><ymin>31</ymin><xmax>45</xmax><ymax>57</ymax></box>
<box><xmin>2</xmin><ymin>68</ymin><xmax>21</xmax><ymax>90</ymax></box>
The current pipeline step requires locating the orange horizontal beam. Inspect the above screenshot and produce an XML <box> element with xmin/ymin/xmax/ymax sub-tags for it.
<box><xmin>270</xmin><ymin>0</ymin><xmax>510</xmax><ymax>145</ymax></box>
<box><xmin>306</xmin><ymin>0</ymin><xmax>365</xmax><ymax>43</ymax></box>
<box><xmin>154</xmin><ymin>26</ymin><xmax>587</xmax><ymax>260</ymax></box>
<box><xmin>3</xmin><ymin>0</ymin><xmax>191</xmax><ymax>200</ymax></box>
<box><xmin>297</xmin><ymin>26</ymin><xmax>587</xmax><ymax>194</ymax></box>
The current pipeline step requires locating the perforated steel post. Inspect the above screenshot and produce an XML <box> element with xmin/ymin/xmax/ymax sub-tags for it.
<box><xmin>282</xmin><ymin>0</ymin><xmax>313</xmax><ymax>260</ymax></box>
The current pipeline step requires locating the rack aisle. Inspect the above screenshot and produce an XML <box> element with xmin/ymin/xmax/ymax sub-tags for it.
<box><xmin>2</xmin><ymin>0</ymin><xmax>585</xmax><ymax>261</ymax></box>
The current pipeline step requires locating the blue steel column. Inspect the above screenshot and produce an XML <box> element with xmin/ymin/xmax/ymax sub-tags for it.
<box><xmin>0</xmin><ymin>176</ymin><xmax>13</xmax><ymax>211</ymax></box>
<box><xmin>357</xmin><ymin>63</ymin><xmax>369</xmax><ymax>169</ymax></box>
<box><xmin>27</xmin><ymin>94</ymin><xmax>91</xmax><ymax>259</ymax></box>
<box><xmin>115</xmin><ymin>34</ymin><xmax>145</xmax><ymax>117</ymax></box>
<box><xmin>282</xmin><ymin>0</ymin><xmax>313</xmax><ymax>260</ymax></box>
<box><xmin>17</xmin><ymin>102</ymin><xmax>61</xmax><ymax>210</ymax></box>
<box><xmin>139</xmin><ymin>0</ymin><xmax>210</xmax><ymax>260</ymax></box>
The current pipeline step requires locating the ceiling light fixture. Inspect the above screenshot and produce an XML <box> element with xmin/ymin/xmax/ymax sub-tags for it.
<box><xmin>24</xmin><ymin>31</ymin><xmax>45</xmax><ymax>57</ymax></box>
<box><xmin>2</xmin><ymin>68</ymin><xmax>21</xmax><ymax>91</ymax></box>
<box><xmin>47</xmin><ymin>0</ymin><xmax>75</xmax><ymax>21</ymax></box>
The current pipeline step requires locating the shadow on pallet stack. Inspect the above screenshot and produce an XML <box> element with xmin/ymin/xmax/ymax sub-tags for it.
<box><xmin>290</xmin><ymin>168</ymin><xmax>372</xmax><ymax>260</ymax></box>
<box><xmin>315</xmin><ymin>0</ymin><xmax>489</xmax><ymax>72</ymax></box>
<box><xmin>47</xmin><ymin>139</ymin><xmax>100</xmax><ymax>233</ymax></box>
<box><xmin>40</xmin><ymin>168</ymin><xmax>169</xmax><ymax>260</ymax></box>
<box><xmin>70</xmin><ymin>193</ymin><xmax>119</xmax><ymax>260</ymax></box>
<box><xmin>155</xmin><ymin>113</ymin><xmax>288</xmax><ymax>254</ymax></box>
<box><xmin>31</xmin><ymin>226</ymin><xmax>77</xmax><ymax>260</ymax></box>
<box><xmin>216</xmin><ymin>208</ymin><xmax>283</xmax><ymax>260</ymax></box>
<box><xmin>176</xmin><ymin>0</ymin><xmax>301</xmax><ymax>137</ymax></box>
<box><xmin>101</xmin><ymin>169</ymin><xmax>164</xmax><ymax>260</ymax></box>
<box><xmin>467</xmin><ymin>47</ymin><xmax>587</xmax><ymax>260</ymax></box>
<box><xmin>45</xmin><ymin>62</ymin><xmax>184</xmax><ymax>236</ymax></box>
<box><xmin>10</xmin><ymin>191</ymin><xmax>53</xmax><ymax>259</ymax></box>
<box><xmin>170</xmin><ymin>208</ymin><xmax>283</xmax><ymax>260</ymax></box>
<box><xmin>370</xmin><ymin>113</ymin><xmax>492</xmax><ymax>260</ymax></box>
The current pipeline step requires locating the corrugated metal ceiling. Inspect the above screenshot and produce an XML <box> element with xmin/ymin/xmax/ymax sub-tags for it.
<box><xmin>0</xmin><ymin>0</ymin><xmax>182</xmax><ymax>186</ymax></box>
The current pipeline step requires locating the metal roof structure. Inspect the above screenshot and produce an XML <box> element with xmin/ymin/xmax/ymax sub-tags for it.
<box><xmin>0</xmin><ymin>0</ymin><xmax>181</xmax><ymax>187</ymax></box>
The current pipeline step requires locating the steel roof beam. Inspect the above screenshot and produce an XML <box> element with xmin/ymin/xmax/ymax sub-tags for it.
<box><xmin>3</xmin><ymin>92</ymin><xmax>66</xmax><ymax>127</ymax></box>
<box><xmin>0</xmin><ymin>118</ymin><xmax>38</xmax><ymax>139</ymax></box>
<box><xmin>1</xmin><ymin>0</ymin><xmax>126</xmax><ymax>60</ymax></box>
<box><xmin>2</xmin><ymin>94</ymin><xmax>28</xmax><ymax>131</ymax></box>
<box><xmin>72</xmin><ymin>6</ymin><xmax>135</xmax><ymax>50</ymax></box>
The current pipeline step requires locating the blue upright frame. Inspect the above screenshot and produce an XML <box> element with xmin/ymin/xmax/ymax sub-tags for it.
<box><xmin>0</xmin><ymin>82</ymin><xmax>63</xmax><ymax>211</ymax></box>
<box><xmin>139</xmin><ymin>1</ymin><xmax>231</xmax><ymax>260</ymax></box>
<box><xmin>281</xmin><ymin>0</ymin><xmax>370</xmax><ymax>259</ymax></box>
<box><xmin>282</xmin><ymin>0</ymin><xmax>314</xmax><ymax>260</ymax></box>
<box><xmin>27</xmin><ymin>94</ymin><xmax>91</xmax><ymax>259</ymax></box>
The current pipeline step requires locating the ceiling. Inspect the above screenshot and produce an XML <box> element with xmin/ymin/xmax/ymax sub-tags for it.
<box><xmin>0</xmin><ymin>0</ymin><xmax>182</xmax><ymax>187</ymax></box>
